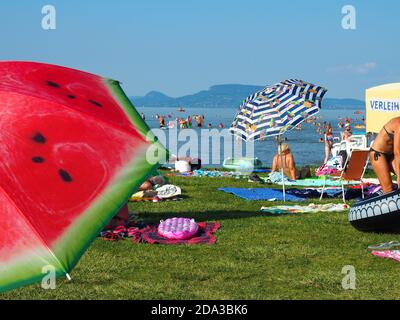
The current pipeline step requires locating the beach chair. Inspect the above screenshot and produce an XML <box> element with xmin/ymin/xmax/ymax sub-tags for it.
<box><xmin>331</xmin><ymin>134</ymin><xmax>367</xmax><ymax>158</ymax></box>
<box><xmin>319</xmin><ymin>148</ymin><xmax>370</xmax><ymax>203</ymax></box>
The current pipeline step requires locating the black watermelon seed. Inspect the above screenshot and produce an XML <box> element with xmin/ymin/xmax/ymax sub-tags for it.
<box><xmin>32</xmin><ymin>156</ymin><xmax>45</xmax><ymax>163</ymax></box>
<box><xmin>58</xmin><ymin>169</ymin><xmax>73</xmax><ymax>183</ymax></box>
<box><xmin>46</xmin><ymin>81</ymin><xmax>61</xmax><ymax>88</ymax></box>
<box><xmin>66</xmin><ymin>94</ymin><xmax>76</xmax><ymax>99</ymax></box>
<box><xmin>88</xmin><ymin>99</ymin><xmax>102</xmax><ymax>107</ymax></box>
<box><xmin>32</xmin><ymin>132</ymin><xmax>46</xmax><ymax>144</ymax></box>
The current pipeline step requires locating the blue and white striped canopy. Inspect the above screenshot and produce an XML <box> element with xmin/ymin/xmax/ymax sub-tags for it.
<box><xmin>230</xmin><ymin>79</ymin><xmax>327</xmax><ymax>141</ymax></box>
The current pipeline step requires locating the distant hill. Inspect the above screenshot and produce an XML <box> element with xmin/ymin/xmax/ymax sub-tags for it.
<box><xmin>323</xmin><ymin>98</ymin><xmax>365</xmax><ymax>109</ymax></box>
<box><xmin>130</xmin><ymin>84</ymin><xmax>365</xmax><ymax>110</ymax></box>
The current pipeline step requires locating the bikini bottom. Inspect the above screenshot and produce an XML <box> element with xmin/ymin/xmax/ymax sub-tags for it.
<box><xmin>370</xmin><ymin>147</ymin><xmax>394</xmax><ymax>162</ymax></box>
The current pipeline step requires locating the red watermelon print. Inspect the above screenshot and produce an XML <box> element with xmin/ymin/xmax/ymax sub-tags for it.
<box><xmin>0</xmin><ymin>61</ymin><xmax>167</xmax><ymax>292</ymax></box>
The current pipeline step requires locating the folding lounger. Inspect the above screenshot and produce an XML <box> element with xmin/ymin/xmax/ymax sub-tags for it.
<box><xmin>320</xmin><ymin>148</ymin><xmax>370</xmax><ymax>203</ymax></box>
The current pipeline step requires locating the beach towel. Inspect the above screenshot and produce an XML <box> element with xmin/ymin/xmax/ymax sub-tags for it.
<box><xmin>368</xmin><ymin>241</ymin><xmax>400</xmax><ymax>250</ymax></box>
<box><xmin>266</xmin><ymin>172</ymin><xmax>294</xmax><ymax>184</ymax></box>
<box><xmin>219</xmin><ymin>188</ymin><xmax>305</xmax><ymax>202</ymax></box>
<box><xmin>363</xmin><ymin>178</ymin><xmax>397</xmax><ymax>185</ymax></box>
<box><xmin>129</xmin><ymin>196</ymin><xmax>183</xmax><ymax>203</ymax></box>
<box><xmin>371</xmin><ymin>250</ymin><xmax>400</xmax><ymax>262</ymax></box>
<box><xmin>260</xmin><ymin>203</ymin><xmax>349</xmax><ymax>215</ymax></box>
<box><xmin>180</xmin><ymin>169</ymin><xmax>243</xmax><ymax>178</ymax></box>
<box><xmin>252</xmin><ymin>169</ymin><xmax>271</xmax><ymax>173</ymax></box>
<box><xmin>286</xmin><ymin>188</ymin><xmax>341</xmax><ymax>199</ymax></box>
<box><xmin>131</xmin><ymin>222</ymin><xmax>220</xmax><ymax>245</ymax></box>
<box><xmin>264</xmin><ymin>176</ymin><xmax>358</xmax><ymax>187</ymax></box>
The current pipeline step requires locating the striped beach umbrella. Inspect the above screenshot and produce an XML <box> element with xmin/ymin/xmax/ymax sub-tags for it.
<box><xmin>230</xmin><ymin>79</ymin><xmax>327</xmax><ymax>141</ymax></box>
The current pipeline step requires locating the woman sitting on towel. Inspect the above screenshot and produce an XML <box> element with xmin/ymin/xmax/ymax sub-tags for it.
<box><xmin>271</xmin><ymin>143</ymin><xmax>297</xmax><ymax>180</ymax></box>
<box><xmin>370</xmin><ymin>117</ymin><xmax>400</xmax><ymax>193</ymax></box>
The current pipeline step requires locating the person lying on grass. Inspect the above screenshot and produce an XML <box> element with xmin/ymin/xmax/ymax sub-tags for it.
<box><xmin>105</xmin><ymin>175</ymin><xmax>167</xmax><ymax>229</ymax></box>
<box><xmin>370</xmin><ymin>116</ymin><xmax>400</xmax><ymax>193</ymax></box>
<box><xmin>271</xmin><ymin>143</ymin><xmax>297</xmax><ymax>180</ymax></box>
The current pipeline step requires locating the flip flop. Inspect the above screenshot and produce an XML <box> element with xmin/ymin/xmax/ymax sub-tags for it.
<box><xmin>368</xmin><ymin>241</ymin><xmax>400</xmax><ymax>250</ymax></box>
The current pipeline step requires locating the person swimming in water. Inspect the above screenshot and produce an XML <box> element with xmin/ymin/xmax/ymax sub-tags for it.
<box><xmin>194</xmin><ymin>115</ymin><xmax>204</xmax><ymax>128</ymax></box>
<box><xmin>370</xmin><ymin>117</ymin><xmax>400</xmax><ymax>193</ymax></box>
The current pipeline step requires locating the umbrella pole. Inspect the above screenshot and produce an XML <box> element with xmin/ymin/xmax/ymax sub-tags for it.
<box><xmin>66</xmin><ymin>273</ymin><xmax>72</xmax><ymax>281</ymax></box>
<box><xmin>278</xmin><ymin>135</ymin><xmax>286</xmax><ymax>202</ymax></box>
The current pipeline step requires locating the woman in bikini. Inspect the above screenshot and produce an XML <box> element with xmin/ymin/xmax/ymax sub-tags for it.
<box><xmin>370</xmin><ymin>117</ymin><xmax>400</xmax><ymax>193</ymax></box>
<box><xmin>324</xmin><ymin>124</ymin><xmax>334</xmax><ymax>164</ymax></box>
<box><xmin>271</xmin><ymin>143</ymin><xmax>297</xmax><ymax>180</ymax></box>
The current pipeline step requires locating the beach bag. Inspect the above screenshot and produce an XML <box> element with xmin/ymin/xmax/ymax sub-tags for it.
<box><xmin>190</xmin><ymin>158</ymin><xmax>202</xmax><ymax>171</ymax></box>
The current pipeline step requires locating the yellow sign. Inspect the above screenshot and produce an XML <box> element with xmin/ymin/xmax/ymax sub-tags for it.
<box><xmin>366</xmin><ymin>83</ymin><xmax>400</xmax><ymax>133</ymax></box>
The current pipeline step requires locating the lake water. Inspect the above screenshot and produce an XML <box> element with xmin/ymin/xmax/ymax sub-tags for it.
<box><xmin>137</xmin><ymin>107</ymin><xmax>366</xmax><ymax>167</ymax></box>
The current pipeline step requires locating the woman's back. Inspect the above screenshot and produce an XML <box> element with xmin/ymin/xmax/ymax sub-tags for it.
<box><xmin>273</xmin><ymin>152</ymin><xmax>295</xmax><ymax>178</ymax></box>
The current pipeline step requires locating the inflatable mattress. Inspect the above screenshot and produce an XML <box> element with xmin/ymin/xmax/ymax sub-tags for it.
<box><xmin>349</xmin><ymin>190</ymin><xmax>400</xmax><ymax>233</ymax></box>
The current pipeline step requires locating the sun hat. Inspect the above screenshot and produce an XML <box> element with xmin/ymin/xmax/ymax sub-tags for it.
<box><xmin>156</xmin><ymin>184</ymin><xmax>182</xmax><ymax>199</ymax></box>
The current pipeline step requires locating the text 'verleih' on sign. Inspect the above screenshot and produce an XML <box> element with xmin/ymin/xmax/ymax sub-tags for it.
<box><xmin>369</xmin><ymin>99</ymin><xmax>400</xmax><ymax>112</ymax></box>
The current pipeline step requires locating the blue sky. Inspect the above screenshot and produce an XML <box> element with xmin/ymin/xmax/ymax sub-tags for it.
<box><xmin>0</xmin><ymin>0</ymin><xmax>399</xmax><ymax>99</ymax></box>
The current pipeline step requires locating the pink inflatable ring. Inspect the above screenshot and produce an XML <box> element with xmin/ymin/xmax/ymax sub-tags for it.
<box><xmin>158</xmin><ymin>218</ymin><xmax>198</xmax><ymax>240</ymax></box>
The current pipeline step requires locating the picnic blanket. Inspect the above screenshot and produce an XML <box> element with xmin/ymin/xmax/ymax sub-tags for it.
<box><xmin>260</xmin><ymin>203</ymin><xmax>350</xmax><ymax>215</ymax></box>
<box><xmin>131</xmin><ymin>222</ymin><xmax>220</xmax><ymax>245</ymax></box>
<box><xmin>219</xmin><ymin>187</ymin><xmax>305</xmax><ymax>202</ymax></box>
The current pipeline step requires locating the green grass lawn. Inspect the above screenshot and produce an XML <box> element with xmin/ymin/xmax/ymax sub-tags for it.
<box><xmin>2</xmin><ymin>172</ymin><xmax>400</xmax><ymax>300</ymax></box>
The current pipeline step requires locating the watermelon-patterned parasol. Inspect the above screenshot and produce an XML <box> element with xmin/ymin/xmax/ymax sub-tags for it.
<box><xmin>0</xmin><ymin>61</ymin><xmax>168</xmax><ymax>292</ymax></box>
